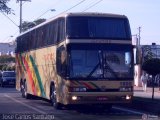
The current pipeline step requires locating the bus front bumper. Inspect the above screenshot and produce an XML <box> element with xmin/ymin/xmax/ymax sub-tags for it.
<box><xmin>66</xmin><ymin>92</ymin><xmax>133</xmax><ymax>105</ymax></box>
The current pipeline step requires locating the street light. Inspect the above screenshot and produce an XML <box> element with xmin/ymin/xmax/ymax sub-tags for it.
<box><xmin>4</xmin><ymin>35</ymin><xmax>14</xmax><ymax>43</ymax></box>
<box><xmin>36</xmin><ymin>9</ymin><xmax>56</xmax><ymax>20</ymax></box>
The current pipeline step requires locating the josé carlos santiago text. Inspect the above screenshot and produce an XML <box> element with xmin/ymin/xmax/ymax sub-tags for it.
<box><xmin>1</xmin><ymin>114</ymin><xmax>54</xmax><ymax>120</ymax></box>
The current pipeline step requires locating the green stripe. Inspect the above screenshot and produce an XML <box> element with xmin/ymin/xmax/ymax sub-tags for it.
<box><xmin>89</xmin><ymin>82</ymin><xmax>99</xmax><ymax>89</ymax></box>
<box><xmin>29</xmin><ymin>55</ymin><xmax>46</xmax><ymax>97</ymax></box>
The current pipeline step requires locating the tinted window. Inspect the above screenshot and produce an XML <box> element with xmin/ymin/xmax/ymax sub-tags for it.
<box><xmin>16</xmin><ymin>17</ymin><xmax>66</xmax><ymax>53</ymax></box>
<box><xmin>67</xmin><ymin>16</ymin><xmax>131</xmax><ymax>40</ymax></box>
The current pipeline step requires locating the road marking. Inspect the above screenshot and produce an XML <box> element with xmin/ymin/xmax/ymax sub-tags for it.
<box><xmin>113</xmin><ymin>106</ymin><xmax>158</xmax><ymax>119</ymax></box>
<box><xmin>113</xmin><ymin>106</ymin><xmax>145</xmax><ymax>115</ymax></box>
<box><xmin>4</xmin><ymin>94</ymin><xmax>46</xmax><ymax>114</ymax></box>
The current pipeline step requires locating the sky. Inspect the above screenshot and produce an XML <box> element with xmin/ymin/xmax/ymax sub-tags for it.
<box><xmin>0</xmin><ymin>0</ymin><xmax>160</xmax><ymax>45</ymax></box>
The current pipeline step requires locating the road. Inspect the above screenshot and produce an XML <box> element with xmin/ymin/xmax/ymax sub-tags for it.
<box><xmin>0</xmin><ymin>87</ymin><xmax>154</xmax><ymax>120</ymax></box>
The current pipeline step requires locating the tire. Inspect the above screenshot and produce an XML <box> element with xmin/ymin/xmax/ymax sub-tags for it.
<box><xmin>20</xmin><ymin>81</ymin><xmax>25</xmax><ymax>98</ymax></box>
<box><xmin>50</xmin><ymin>85</ymin><xmax>62</xmax><ymax>109</ymax></box>
<box><xmin>21</xmin><ymin>80</ymin><xmax>30</xmax><ymax>99</ymax></box>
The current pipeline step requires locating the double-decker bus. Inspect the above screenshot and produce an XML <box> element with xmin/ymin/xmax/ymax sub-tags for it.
<box><xmin>16</xmin><ymin>12</ymin><xmax>134</xmax><ymax>109</ymax></box>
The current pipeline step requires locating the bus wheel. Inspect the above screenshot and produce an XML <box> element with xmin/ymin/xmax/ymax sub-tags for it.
<box><xmin>21</xmin><ymin>80</ymin><xmax>30</xmax><ymax>99</ymax></box>
<box><xmin>50</xmin><ymin>85</ymin><xmax>62</xmax><ymax>109</ymax></box>
<box><xmin>20</xmin><ymin>80</ymin><xmax>25</xmax><ymax>98</ymax></box>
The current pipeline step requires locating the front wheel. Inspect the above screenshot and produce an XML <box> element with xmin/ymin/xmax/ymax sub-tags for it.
<box><xmin>50</xmin><ymin>85</ymin><xmax>62</xmax><ymax>109</ymax></box>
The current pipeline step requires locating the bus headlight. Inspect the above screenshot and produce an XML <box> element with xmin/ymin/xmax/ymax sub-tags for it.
<box><xmin>72</xmin><ymin>96</ymin><xmax>78</xmax><ymax>100</ymax></box>
<box><xmin>69</xmin><ymin>87</ymin><xmax>87</xmax><ymax>92</ymax></box>
<box><xmin>119</xmin><ymin>87</ymin><xmax>132</xmax><ymax>92</ymax></box>
<box><xmin>72</xmin><ymin>96</ymin><xmax>81</xmax><ymax>101</ymax></box>
<box><xmin>126</xmin><ymin>95</ymin><xmax>132</xmax><ymax>100</ymax></box>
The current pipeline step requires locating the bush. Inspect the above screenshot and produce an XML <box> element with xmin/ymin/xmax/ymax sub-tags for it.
<box><xmin>142</xmin><ymin>58</ymin><xmax>160</xmax><ymax>76</ymax></box>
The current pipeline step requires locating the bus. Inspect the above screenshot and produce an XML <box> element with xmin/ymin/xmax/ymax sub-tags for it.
<box><xmin>16</xmin><ymin>12</ymin><xmax>134</xmax><ymax>109</ymax></box>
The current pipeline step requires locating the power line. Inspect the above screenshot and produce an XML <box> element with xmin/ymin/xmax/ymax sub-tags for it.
<box><xmin>57</xmin><ymin>0</ymin><xmax>87</xmax><ymax>15</ymax></box>
<box><xmin>82</xmin><ymin>0</ymin><xmax>103</xmax><ymax>12</ymax></box>
<box><xmin>1</xmin><ymin>12</ymin><xmax>19</xmax><ymax>27</ymax></box>
<box><xmin>81</xmin><ymin>0</ymin><xmax>97</xmax><ymax>10</ymax></box>
<box><xmin>4</xmin><ymin>0</ymin><xmax>86</xmax><ymax>43</ymax></box>
<box><xmin>36</xmin><ymin>9</ymin><xmax>56</xmax><ymax>20</ymax></box>
<box><xmin>33</xmin><ymin>0</ymin><xmax>61</xmax><ymax>20</ymax></box>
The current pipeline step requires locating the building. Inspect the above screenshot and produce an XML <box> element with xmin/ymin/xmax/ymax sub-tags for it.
<box><xmin>0</xmin><ymin>42</ymin><xmax>16</xmax><ymax>56</ymax></box>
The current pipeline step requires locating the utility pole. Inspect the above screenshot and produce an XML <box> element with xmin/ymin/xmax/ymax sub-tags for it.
<box><xmin>17</xmin><ymin>0</ymin><xmax>31</xmax><ymax>33</ymax></box>
<box><xmin>138</xmin><ymin>27</ymin><xmax>141</xmax><ymax>45</ymax></box>
<box><xmin>19</xmin><ymin>0</ymin><xmax>22</xmax><ymax>33</ymax></box>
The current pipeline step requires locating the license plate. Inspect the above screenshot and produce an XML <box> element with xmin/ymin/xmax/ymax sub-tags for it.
<box><xmin>97</xmin><ymin>97</ymin><xmax>108</xmax><ymax>101</ymax></box>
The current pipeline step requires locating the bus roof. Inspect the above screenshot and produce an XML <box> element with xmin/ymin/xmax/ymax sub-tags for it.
<box><xmin>65</xmin><ymin>12</ymin><xmax>127</xmax><ymax>18</ymax></box>
<box><xmin>17</xmin><ymin>12</ymin><xmax>127</xmax><ymax>38</ymax></box>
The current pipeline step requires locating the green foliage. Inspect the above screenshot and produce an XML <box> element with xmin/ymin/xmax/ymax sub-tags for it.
<box><xmin>0</xmin><ymin>55</ymin><xmax>15</xmax><ymax>71</ymax></box>
<box><xmin>0</xmin><ymin>55</ymin><xmax>15</xmax><ymax>63</ymax></box>
<box><xmin>142</xmin><ymin>58</ymin><xmax>160</xmax><ymax>76</ymax></box>
<box><xmin>0</xmin><ymin>0</ymin><xmax>12</xmax><ymax>14</ymax></box>
<box><xmin>21</xmin><ymin>18</ymin><xmax>46</xmax><ymax>32</ymax></box>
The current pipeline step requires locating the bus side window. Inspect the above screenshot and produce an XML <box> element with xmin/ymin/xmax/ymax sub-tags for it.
<box><xmin>56</xmin><ymin>46</ymin><xmax>67</xmax><ymax>77</ymax></box>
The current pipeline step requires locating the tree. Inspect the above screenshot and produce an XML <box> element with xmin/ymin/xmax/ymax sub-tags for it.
<box><xmin>142</xmin><ymin>58</ymin><xmax>160</xmax><ymax>100</ymax></box>
<box><xmin>0</xmin><ymin>55</ymin><xmax>15</xmax><ymax>71</ymax></box>
<box><xmin>21</xmin><ymin>18</ymin><xmax>46</xmax><ymax>32</ymax></box>
<box><xmin>0</xmin><ymin>55</ymin><xmax>15</xmax><ymax>63</ymax></box>
<box><xmin>0</xmin><ymin>0</ymin><xmax>12</xmax><ymax>14</ymax></box>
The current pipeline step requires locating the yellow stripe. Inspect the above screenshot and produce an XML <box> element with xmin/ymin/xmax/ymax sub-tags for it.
<box><xmin>26</xmin><ymin>55</ymin><xmax>41</xmax><ymax>96</ymax></box>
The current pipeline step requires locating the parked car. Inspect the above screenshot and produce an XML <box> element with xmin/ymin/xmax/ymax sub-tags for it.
<box><xmin>0</xmin><ymin>71</ymin><xmax>2</xmax><ymax>86</ymax></box>
<box><xmin>0</xmin><ymin>71</ymin><xmax>16</xmax><ymax>87</ymax></box>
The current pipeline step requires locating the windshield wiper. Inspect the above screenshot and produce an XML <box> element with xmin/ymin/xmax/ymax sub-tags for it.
<box><xmin>87</xmin><ymin>63</ymin><xmax>100</xmax><ymax>78</ymax></box>
<box><xmin>87</xmin><ymin>51</ymin><xmax>118</xmax><ymax>79</ymax></box>
<box><xmin>87</xmin><ymin>50</ymin><xmax>103</xmax><ymax>78</ymax></box>
<box><xmin>103</xmin><ymin>61</ymin><xmax>118</xmax><ymax>78</ymax></box>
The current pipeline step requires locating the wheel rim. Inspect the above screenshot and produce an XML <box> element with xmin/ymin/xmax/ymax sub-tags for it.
<box><xmin>21</xmin><ymin>82</ymin><xmax>25</xmax><ymax>97</ymax></box>
<box><xmin>51</xmin><ymin>86</ymin><xmax>57</xmax><ymax>107</ymax></box>
<box><xmin>24</xmin><ymin>82</ymin><xmax>28</xmax><ymax>97</ymax></box>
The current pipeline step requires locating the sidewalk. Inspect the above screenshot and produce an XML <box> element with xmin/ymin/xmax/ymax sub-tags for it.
<box><xmin>127</xmin><ymin>86</ymin><xmax>160</xmax><ymax>114</ymax></box>
<box><xmin>134</xmin><ymin>86</ymin><xmax>160</xmax><ymax>100</ymax></box>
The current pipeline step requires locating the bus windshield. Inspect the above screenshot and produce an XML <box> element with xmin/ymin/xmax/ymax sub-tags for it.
<box><xmin>67</xmin><ymin>16</ymin><xmax>131</xmax><ymax>40</ymax></box>
<box><xmin>68</xmin><ymin>44</ymin><xmax>133</xmax><ymax>80</ymax></box>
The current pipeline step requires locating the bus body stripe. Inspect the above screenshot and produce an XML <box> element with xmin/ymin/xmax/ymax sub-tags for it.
<box><xmin>29</xmin><ymin>55</ymin><xmax>46</xmax><ymax>97</ymax></box>
<box><xmin>26</xmin><ymin>55</ymin><xmax>41</xmax><ymax>96</ymax></box>
<box><xmin>22</xmin><ymin>56</ymin><xmax>36</xmax><ymax>95</ymax></box>
<box><xmin>70</xmin><ymin>81</ymin><xmax>99</xmax><ymax>89</ymax></box>
<box><xmin>19</xmin><ymin>54</ymin><xmax>26</xmax><ymax>71</ymax></box>
<box><xmin>72</xmin><ymin>81</ymin><xmax>79</xmax><ymax>86</ymax></box>
<box><xmin>80</xmin><ymin>81</ymin><xmax>93</xmax><ymax>89</ymax></box>
<box><xmin>89</xmin><ymin>82</ymin><xmax>100</xmax><ymax>89</ymax></box>
<box><xmin>16</xmin><ymin>55</ymin><xmax>23</xmax><ymax>73</ymax></box>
